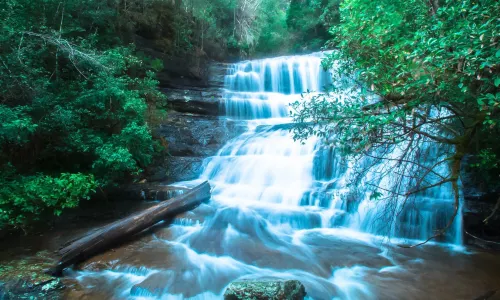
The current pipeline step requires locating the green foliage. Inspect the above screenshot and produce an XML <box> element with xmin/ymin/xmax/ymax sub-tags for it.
<box><xmin>0</xmin><ymin>106</ymin><xmax>37</xmax><ymax>144</ymax></box>
<box><xmin>293</xmin><ymin>0</ymin><xmax>499</xmax><ymax>213</ymax></box>
<box><xmin>294</xmin><ymin>0</ymin><xmax>499</xmax><ymax>160</ymax></box>
<box><xmin>0</xmin><ymin>171</ymin><xmax>96</xmax><ymax>228</ymax></box>
<box><xmin>0</xmin><ymin>0</ymin><xmax>165</xmax><ymax>228</ymax></box>
<box><xmin>181</xmin><ymin>0</ymin><xmax>288</xmax><ymax>57</ymax></box>
<box><xmin>286</xmin><ymin>0</ymin><xmax>340</xmax><ymax>52</ymax></box>
<box><xmin>170</xmin><ymin>0</ymin><xmax>337</xmax><ymax>57</ymax></box>
<box><xmin>369</xmin><ymin>191</ymin><xmax>383</xmax><ymax>200</ymax></box>
<box><xmin>326</xmin><ymin>0</ymin><xmax>499</xmax><ymax>114</ymax></box>
<box><xmin>470</xmin><ymin>148</ymin><xmax>499</xmax><ymax>170</ymax></box>
<box><xmin>254</xmin><ymin>0</ymin><xmax>290</xmax><ymax>54</ymax></box>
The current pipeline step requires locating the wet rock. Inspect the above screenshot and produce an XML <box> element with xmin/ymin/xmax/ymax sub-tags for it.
<box><xmin>165</xmin><ymin>157</ymin><xmax>205</xmax><ymax>182</ymax></box>
<box><xmin>134</xmin><ymin>35</ymin><xmax>210</xmax><ymax>89</ymax></box>
<box><xmin>149</xmin><ymin>59</ymin><xmax>239</xmax><ymax>184</ymax></box>
<box><xmin>459</xmin><ymin>155</ymin><xmax>500</xmax><ymax>248</ymax></box>
<box><xmin>208</xmin><ymin>62</ymin><xmax>231</xmax><ymax>88</ymax></box>
<box><xmin>146</xmin><ymin>165</ymin><xmax>169</xmax><ymax>182</ymax></box>
<box><xmin>80</xmin><ymin>261</ymin><xmax>114</xmax><ymax>272</ymax></box>
<box><xmin>62</xmin><ymin>278</ymin><xmax>105</xmax><ymax>300</ymax></box>
<box><xmin>163</xmin><ymin>87</ymin><xmax>225</xmax><ymax>116</ymax></box>
<box><xmin>224</xmin><ymin>279</ymin><xmax>307</xmax><ymax>300</ymax></box>
<box><xmin>0</xmin><ymin>278</ymin><xmax>65</xmax><ymax>300</ymax></box>
<box><xmin>107</xmin><ymin>183</ymin><xmax>188</xmax><ymax>201</ymax></box>
<box><xmin>159</xmin><ymin>62</ymin><xmax>230</xmax><ymax>116</ymax></box>
<box><xmin>63</xmin><ymin>288</ymin><xmax>91</xmax><ymax>300</ymax></box>
<box><xmin>157</xmin><ymin>113</ymin><xmax>246</xmax><ymax>157</ymax></box>
<box><xmin>0</xmin><ymin>251</ymin><xmax>64</xmax><ymax>299</ymax></box>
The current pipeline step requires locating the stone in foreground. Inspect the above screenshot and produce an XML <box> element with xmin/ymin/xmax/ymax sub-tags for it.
<box><xmin>224</xmin><ymin>279</ymin><xmax>306</xmax><ymax>300</ymax></box>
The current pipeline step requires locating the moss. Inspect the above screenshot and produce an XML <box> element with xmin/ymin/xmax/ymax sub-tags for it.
<box><xmin>224</xmin><ymin>279</ymin><xmax>306</xmax><ymax>300</ymax></box>
<box><xmin>0</xmin><ymin>251</ymin><xmax>64</xmax><ymax>299</ymax></box>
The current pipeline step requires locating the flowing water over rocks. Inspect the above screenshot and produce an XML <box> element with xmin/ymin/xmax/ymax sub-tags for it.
<box><xmin>70</xmin><ymin>52</ymin><xmax>500</xmax><ymax>299</ymax></box>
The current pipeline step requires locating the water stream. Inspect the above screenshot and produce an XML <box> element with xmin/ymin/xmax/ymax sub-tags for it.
<box><xmin>73</xmin><ymin>52</ymin><xmax>500</xmax><ymax>299</ymax></box>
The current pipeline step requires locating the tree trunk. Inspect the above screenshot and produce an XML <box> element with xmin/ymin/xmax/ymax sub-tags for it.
<box><xmin>47</xmin><ymin>181</ymin><xmax>211</xmax><ymax>276</ymax></box>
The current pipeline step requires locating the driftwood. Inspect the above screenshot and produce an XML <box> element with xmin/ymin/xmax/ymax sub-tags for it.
<box><xmin>47</xmin><ymin>181</ymin><xmax>211</xmax><ymax>276</ymax></box>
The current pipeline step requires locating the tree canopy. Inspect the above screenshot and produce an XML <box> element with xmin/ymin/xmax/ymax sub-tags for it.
<box><xmin>293</xmin><ymin>0</ymin><xmax>500</xmax><ymax>243</ymax></box>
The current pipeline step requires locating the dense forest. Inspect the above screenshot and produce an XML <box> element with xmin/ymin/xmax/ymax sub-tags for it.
<box><xmin>0</xmin><ymin>0</ymin><xmax>338</xmax><ymax>230</ymax></box>
<box><xmin>1</xmin><ymin>0</ymin><xmax>499</xmax><ymax>239</ymax></box>
<box><xmin>1</xmin><ymin>0</ymin><xmax>500</xmax><ymax>299</ymax></box>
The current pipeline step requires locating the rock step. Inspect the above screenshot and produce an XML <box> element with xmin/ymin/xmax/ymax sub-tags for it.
<box><xmin>208</xmin><ymin>62</ymin><xmax>232</xmax><ymax>88</ymax></box>
<box><xmin>162</xmin><ymin>87</ymin><xmax>225</xmax><ymax>116</ymax></box>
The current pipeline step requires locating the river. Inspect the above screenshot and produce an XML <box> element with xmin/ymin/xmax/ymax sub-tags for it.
<box><xmin>70</xmin><ymin>52</ymin><xmax>500</xmax><ymax>299</ymax></box>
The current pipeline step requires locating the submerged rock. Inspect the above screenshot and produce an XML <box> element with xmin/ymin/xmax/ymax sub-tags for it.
<box><xmin>224</xmin><ymin>279</ymin><xmax>306</xmax><ymax>300</ymax></box>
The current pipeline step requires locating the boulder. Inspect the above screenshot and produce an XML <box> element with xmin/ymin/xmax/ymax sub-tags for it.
<box><xmin>145</xmin><ymin>164</ymin><xmax>169</xmax><ymax>182</ymax></box>
<box><xmin>224</xmin><ymin>279</ymin><xmax>306</xmax><ymax>300</ymax></box>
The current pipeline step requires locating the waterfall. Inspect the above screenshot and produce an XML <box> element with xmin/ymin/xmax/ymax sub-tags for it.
<box><xmin>222</xmin><ymin>52</ymin><xmax>332</xmax><ymax>119</ymax></box>
<box><xmin>201</xmin><ymin>51</ymin><xmax>463</xmax><ymax>244</ymax></box>
<box><xmin>75</xmin><ymin>52</ymin><xmax>466</xmax><ymax>300</ymax></box>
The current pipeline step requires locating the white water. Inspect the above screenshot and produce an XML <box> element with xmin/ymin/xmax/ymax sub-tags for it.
<box><xmin>75</xmin><ymin>52</ymin><xmax>465</xmax><ymax>299</ymax></box>
<box><xmin>203</xmin><ymin>51</ymin><xmax>462</xmax><ymax>244</ymax></box>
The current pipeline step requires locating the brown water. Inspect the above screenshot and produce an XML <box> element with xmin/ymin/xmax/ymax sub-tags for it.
<box><xmin>1</xmin><ymin>201</ymin><xmax>500</xmax><ymax>299</ymax></box>
<box><xmin>44</xmin><ymin>203</ymin><xmax>500</xmax><ymax>300</ymax></box>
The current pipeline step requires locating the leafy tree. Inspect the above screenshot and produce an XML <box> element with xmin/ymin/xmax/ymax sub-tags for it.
<box><xmin>293</xmin><ymin>0</ymin><xmax>500</xmax><ymax>245</ymax></box>
<box><xmin>0</xmin><ymin>0</ymin><xmax>165</xmax><ymax>229</ymax></box>
<box><xmin>0</xmin><ymin>0</ymin><xmax>308</xmax><ymax>230</ymax></box>
<box><xmin>286</xmin><ymin>0</ymin><xmax>340</xmax><ymax>52</ymax></box>
<box><xmin>181</xmin><ymin>0</ymin><xmax>287</xmax><ymax>57</ymax></box>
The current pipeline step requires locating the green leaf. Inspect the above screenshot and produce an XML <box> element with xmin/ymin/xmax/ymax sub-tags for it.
<box><xmin>370</xmin><ymin>191</ymin><xmax>383</xmax><ymax>200</ymax></box>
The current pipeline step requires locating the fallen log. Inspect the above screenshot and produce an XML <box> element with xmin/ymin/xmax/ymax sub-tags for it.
<box><xmin>47</xmin><ymin>181</ymin><xmax>211</xmax><ymax>276</ymax></box>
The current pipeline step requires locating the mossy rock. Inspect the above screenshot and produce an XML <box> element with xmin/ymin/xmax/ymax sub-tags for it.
<box><xmin>224</xmin><ymin>279</ymin><xmax>306</xmax><ymax>300</ymax></box>
<box><xmin>0</xmin><ymin>251</ymin><xmax>64</xmax><ymax>299</ymax></box>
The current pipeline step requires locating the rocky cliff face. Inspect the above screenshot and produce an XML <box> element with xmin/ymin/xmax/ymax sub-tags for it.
<box><xmin>147</xmin><ymin>61</ymin><xmax>246</xmax><ymax>183</ymax></box>
<box><xmin>460</xmin><ymin>155</ymin><xmax>500</xmax><ymax>248</ymax></box>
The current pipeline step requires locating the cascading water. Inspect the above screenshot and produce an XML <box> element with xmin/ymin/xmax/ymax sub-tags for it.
<box><xmin>75</xmin><ymin>52</ymin><xmax>466</xmax><ymax>299</ymax></box>
<box><xmin>202</xmin><ymin>51</ymin><xmax>462</xmax><ymax>244</ymax></box>
<box><xmin>203</xmin><ymin>53</ymin><xmax>330</xmax><ymax>209</ymax></box>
